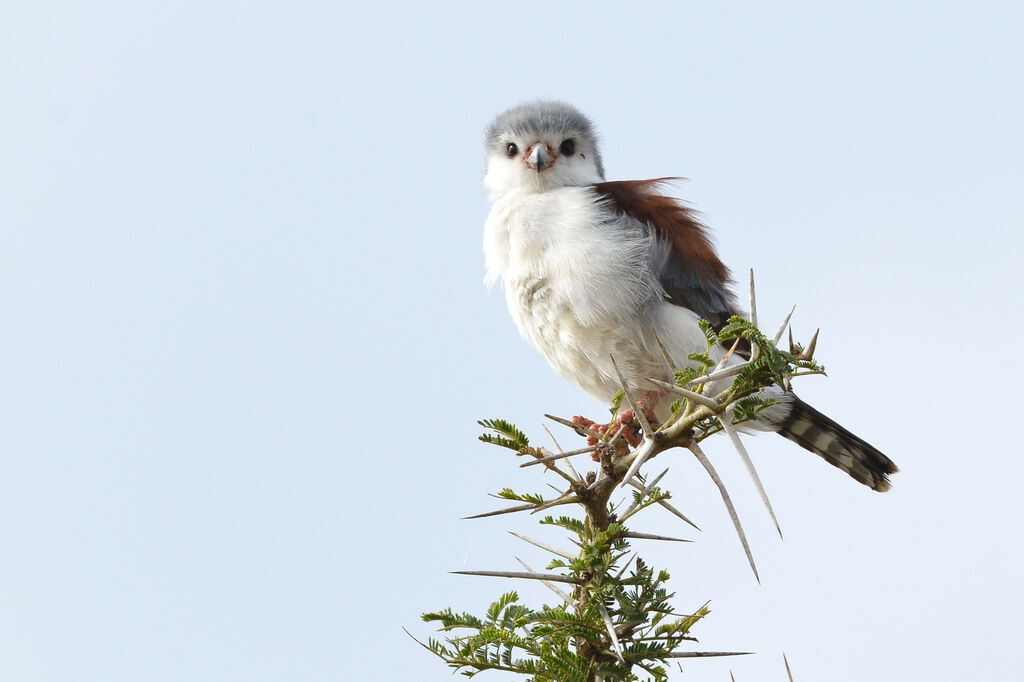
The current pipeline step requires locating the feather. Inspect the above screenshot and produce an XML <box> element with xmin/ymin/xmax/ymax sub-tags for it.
<box><xmin>592</xmin><ymin>179</ymin><xmax>739</xmax><ymax>330</ymax></box>
<box><xmin>776</xmin><ymin>398</ymin><xmax>898</xmax><ymax>491</ymax></box>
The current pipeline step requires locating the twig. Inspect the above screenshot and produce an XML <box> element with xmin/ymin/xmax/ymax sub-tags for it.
<box><xmin>634</xmin><ymin>635</ymin><xmax>697</xmax><ymax>642</ymax></box>
<box><xmin>606</xmin><ymin>421</ymin><xmax>625</xmax><ymax>447</ymax></box>
<box><xmin>403</xmin><ymin>626</ymin><xmax>436</xmax><ymax>654</ymax></box>
<box><xmin>635</xmin><ymin>661</ymin><xmax>664</xmax><ymax>678</ymax></box>
<box><xmin>530</xmin><ymin>492</ymin><xmax>579</xmax><ymax>515</ymax></box>
<box><xmin>465</xmin><ymin>493</ymin><xmax>577</xmax><ymax>520</ymax></box>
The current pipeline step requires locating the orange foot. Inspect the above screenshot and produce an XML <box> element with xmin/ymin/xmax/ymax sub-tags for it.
<box><xmin>572</xmin><ymin>413</ymin><xmax>643</xmax><ymax>458</ymax></box>
<box><xmin>572</xmin><ymin>390</ymin><xmax>666</xmax><ymax>460</ymax></box>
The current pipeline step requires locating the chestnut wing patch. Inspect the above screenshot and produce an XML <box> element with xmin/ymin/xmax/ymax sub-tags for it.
<box><xmin>593</xmin><ymin>179</ymin><xmax>740</xmax><ymax>330</ymax></box>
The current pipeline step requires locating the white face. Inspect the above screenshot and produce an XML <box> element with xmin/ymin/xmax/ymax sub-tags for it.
<box><xmin>483</xmin><ymin>128</ymin><xmax>605</xmax><ymax>200</ymax></box>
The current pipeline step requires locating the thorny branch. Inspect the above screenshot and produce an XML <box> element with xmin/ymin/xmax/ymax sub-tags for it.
<box><xmin>419</xmin><ymin>273</ymin><xmax>825</xmax><ymax>681</ymax></box>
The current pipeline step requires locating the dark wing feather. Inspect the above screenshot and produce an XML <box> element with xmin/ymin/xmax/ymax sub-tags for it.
<box><xmin>595</xmin><ymin>181</ymin><xmax>896</xmax><ymax>490</ymax></box>
<box><xmin>593</xmin><ymin>179</ymin><xmax>741</xmax><ymax>330</ymax></box>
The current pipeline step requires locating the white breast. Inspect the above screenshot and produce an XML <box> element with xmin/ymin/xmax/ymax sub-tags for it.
<box><xmin>483</xmin><ymin>187</ymin><xmax>708</xmax><ymax>404</ymax></box>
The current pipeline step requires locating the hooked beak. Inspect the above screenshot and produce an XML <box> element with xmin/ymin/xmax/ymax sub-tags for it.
<box><xmin>526</xmin><ymin>143</ymin><xmax>553</xmax><ymax>172</ymax></box>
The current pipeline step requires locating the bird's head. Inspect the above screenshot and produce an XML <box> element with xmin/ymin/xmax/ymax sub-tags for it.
<box><xmin>483</xmin><ymin>100</ymin><xmax>605</xmax><ymax>200</ymax></box>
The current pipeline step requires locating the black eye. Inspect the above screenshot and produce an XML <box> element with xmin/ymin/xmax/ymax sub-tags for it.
<box><xmin>506</xmin><ymin>142</ymin><xmax>519</xmax><ymax>157</ymax></box>
<box><xmin>559</xmin><ymin>138</ymin><xmax>575</xmax><ymax>156</ymax></box>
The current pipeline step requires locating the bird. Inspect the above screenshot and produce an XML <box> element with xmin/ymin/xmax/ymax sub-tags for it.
<box><xmin>481</xmin><ymin>100</ymin><xmax>898</xmax><ymax>492</ymax></box>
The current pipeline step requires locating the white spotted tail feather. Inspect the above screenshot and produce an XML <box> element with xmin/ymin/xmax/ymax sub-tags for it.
<box><xmin>776</xmin><ymin>398</ymin><xmax>898</xmax><ymax>492</ymax></box>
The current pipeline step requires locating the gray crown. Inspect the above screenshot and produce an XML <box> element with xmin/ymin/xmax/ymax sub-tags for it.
<box><xmin>485</xmin><ymin>100</ymin><xmax>604</xmax><ymax>178</ymax></box>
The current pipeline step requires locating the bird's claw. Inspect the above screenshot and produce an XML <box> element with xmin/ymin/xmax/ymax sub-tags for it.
<box><xmin>572</xmin><ymin>411</ymin><xmax>646</xmax><ymax>459</ymax></box>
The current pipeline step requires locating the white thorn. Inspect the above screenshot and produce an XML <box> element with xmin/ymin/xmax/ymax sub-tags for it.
<box><xmin>686</xmin><ymin>364</ymin><xmax>742</xmax><ymax>387</ymax></box>
<box><xmin>664</xmin><ymin>651</ymin><xmax>753</xmax><ymax>658</ymax></box>
<box><xmin>598</xmin><ymin>602</ymin><xmax>626</xmax><ymax>664</ymax></box>
<box><xmin>610</xmin><ymin>355</ymin><xmax>653</xmax><ymax>436</ymax></box>
<box><xmin>509</xmin><ymin>532</ymin><xmax>577</xmax><ymax>560</ymax></box>
<box><xmin>646</xmin><ymin>377</ymin><xmax>719</xmax><ymax>410</ymax></box>
<box><xmin>626</xmin><ymin>478</ymin><xmax>700</xmax><ymax>530</ymax></box>
<box><xmin>689</xmin><ymin>442</ymin><xmax>759</xmax><ymax>582</ymax></box>
<box><xmin>542</xmin><ymin>424</ymin><xmax>581</xmax><ymax>482</ymax></box>
<box><xmin>650</xmin><ymin>325</ymin><xmax>677</xmax><ymax>375</ymax></box>
<box><xmin>529</xmin><ymin>491</ymin><xmax>578</xmax><ymax>515</ymax></box>
<box><xmin>714</xmin><ymin>337</ymin><xmax>741</xmax><ymax>373</ymax></box>
<box><xmin>520</xmin><ymin>444</ymin><xmax>601</xmax><ymax>468</ymax></box>
<box><xmin>621</xmin><ymin>531</ymin><xmax>691</xmax><ymax>542</ymax></box>
<box><xmin>773</xmin><ymin>305</ymin><xmax>796</xmax><ymax>345</ymax></box>
<box><xmin>804</xmin><ymin>328</ymin><xmax>819</xmax><ymax>360</ymax></box>
<box><xmin>620</xmin><ymin>466</ymin><xmax>670</xmax><ymax>519</ymax></box>
<box><xmin>619</xmin><ymin>438</ymin><xmax>656</xmax><ymax>488</ymax></box>
<box><xmin>451</xmin><ymin>569</ymin><xmax>582</xmax><ymax>584</ymax></box>
<box><xmin>514</xmin><ymin>557</ymin><xmax>573</xmax><ymax>605</ymax></box>
<box><xmin>614</xmin><ymin>551</ymin><xmax>637</xmax><ymax>580</ymax></box>
<box><xmin>718</xmin><ymin>410</ymin><xmax>783</xmax><ymax>539</ymax></box>
<box><xmin>749</xmin><ymin>268</ymin><xmax>758</xmax><ymax>329</ymax></box>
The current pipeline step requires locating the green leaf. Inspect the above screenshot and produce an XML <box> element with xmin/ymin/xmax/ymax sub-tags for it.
<box><xmin>478</xmin><ymin>418</ymin><xmax>530</xmax><ymax>451</ymax></box>
<box><xmin>686</xmin><ymin>352</ymin><xmax>715</xmax><ymax>368</ymax></box>
<box><xmin>698</xmin><ymin>319</ymin><xmax>719</xmax><ymax>346</ymax></box>
<box><xmin>496</xmin><ymin>488</ymin><xmax>545</xmax><ymax>505</ymax></box>
<box><xmin>609</xmin><ymin>390</ymin><xmax>625</xmax><ymax>415</ymax></box>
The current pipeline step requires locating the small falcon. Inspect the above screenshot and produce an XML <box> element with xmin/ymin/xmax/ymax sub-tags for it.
<box><xmin>482</xmin><ymin>100</ymin><xmax>897</xmax><ymax>491</ymax></box>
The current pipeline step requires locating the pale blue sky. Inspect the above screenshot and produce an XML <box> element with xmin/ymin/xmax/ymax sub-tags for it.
<box><xmin>2</xmin><ymin>2</ymin><xmax>1022</xmax><ymax>680</ymax></box>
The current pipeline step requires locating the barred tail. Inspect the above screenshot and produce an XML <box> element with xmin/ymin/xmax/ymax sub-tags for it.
<box><xmin>776</xmin><ymin>398</ymin><xmax>898</xmax><ymax>492</ymax></box>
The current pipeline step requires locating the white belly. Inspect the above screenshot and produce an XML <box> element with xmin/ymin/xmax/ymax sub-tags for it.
<box><xmin>484</xmin><ymin>187</ymin><xmax>712</xmax><ymax>408</ymax></box>
<box><xmin>505</xmin><ymin>273</ymin><xmax>656</xmax><ymax>401</ymax></box>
